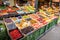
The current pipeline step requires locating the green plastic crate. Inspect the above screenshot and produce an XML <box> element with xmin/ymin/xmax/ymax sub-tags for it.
<box><xmin>48</xmin><ymin>20</ymin><xmax>54</xmax><ymax>29</ymax></box>
<box><xmin>27</xmin><ymin>32</ymin><xmax>36</xmax><ymax>40</ymax></box>
<box><xmin>46</xmin><ymin>20</ymin><xmax>54</xmax><ymax>30</ymax></box>
<box><xmin>55</xmin><ymin>18</ymin><xmax>58</xmax><ymax>25</ymax></box>
<box><xmin>46</xmin><ymin>18</ymin><xmax>58</xmax><ymax>31</ymax></box>
<box><xmin>33</xmin><ymin>30</ymin><xmax>40</xmax><ymax>40</ymax></box>
<box><xmin>39</xmin><ymin>26</ymin><xmax>46</xmax><ymax>35</ymax></box>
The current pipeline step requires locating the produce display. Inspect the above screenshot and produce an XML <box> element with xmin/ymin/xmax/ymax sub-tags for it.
<box><xmin>29</xmin><ymin>14</ymin><xmax>47</xmax><ymax>24</ymax></box>
<box><xmin>4</xmin><ymin>18</ymin><xmax>23</xmax><ymax>40</ymax></box>
<box><xmin>38</xmin><ymin>4</ymin><xmax>59</xmax><ymax>22</ymax></box>
<box><xmin>0</xmin><ymin>9</ymin><xmax>58</xmax><ymax>39</ymax></box>
<box><xmin>0</xmin><ymin>2</ymin><xmax>59</xmax><ymax>40</ymax></box>
<box><xmin>16</xmin><ymin>5</ymin><xmax>35</xmax><ymax>13</ymax></box>
<box><xmin>22</xmin><ymin>5</ymin><xmax>35</xmax><ymax>13</ymax></box>
<box><xmin>0</xmin><ymin>5</ymin><xmax>35</xmax><ymax>17</ymax></box>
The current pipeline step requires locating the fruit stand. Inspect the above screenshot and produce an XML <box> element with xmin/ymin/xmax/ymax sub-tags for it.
<box><xmin>20</xmin><ymin>18</ymin><xmax>58</xmax><ymax>40</ymax></box>
<box><xmin>0</xmin><ymin>0</ymin><xmax>59</xmax><ymax>40</ymax></box>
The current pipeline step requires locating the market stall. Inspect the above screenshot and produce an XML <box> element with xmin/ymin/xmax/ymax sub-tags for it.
<box><xmin>0</xmin><ymin>0</ymin><xmax>59</xmax><ymax>40</ymax></box>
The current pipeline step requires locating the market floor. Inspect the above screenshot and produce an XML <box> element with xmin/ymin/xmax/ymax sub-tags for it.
<box><xmin>40</xmin><ymin>24</ymin><xmax>60</xmax><ymax>40</ymax></box>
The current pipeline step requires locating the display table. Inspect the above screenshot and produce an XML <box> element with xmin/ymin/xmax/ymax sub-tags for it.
<box><xmin>20</xmin><ymin>17</ymin><xmax>58</xmax><ymax>40</ymax></box>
